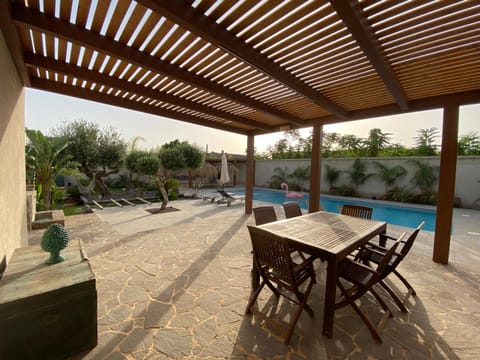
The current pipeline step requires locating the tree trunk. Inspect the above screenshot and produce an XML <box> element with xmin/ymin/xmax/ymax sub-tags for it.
<box><xmin>84</xmin><ymin>168</ymin><xmax>111</xmax><ymax>197</ymax></box>
<box><xmin>154</xmin><ymin>176</ymin><xmax>169</xmax><ymax>210</ymax></box>
<box><xmin>159</xmin><ymin>185</ymin><xmax>168</xmax><ymax>210</ymax></box>
<box><xmin>95</xmin><ymin>177</ymin><xmax>111</xmax><ymax>197</ymax></box>
<box><xmin>188</xmin><ymin>170</ymin><xmax>193</xmax><ymax>189</ymax></box>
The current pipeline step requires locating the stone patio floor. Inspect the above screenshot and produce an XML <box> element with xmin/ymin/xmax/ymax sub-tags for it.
<box><xmin>28</xmin><ymin>197</ymin><xmax>480</xmax><ymax>359</ymax></box>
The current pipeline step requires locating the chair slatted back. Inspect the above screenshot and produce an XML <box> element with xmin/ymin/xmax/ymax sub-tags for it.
<box><xmin>253</xmin><ymin>206</ymin><xmax>278</xmax><ymax>225</ymax></box>
<box><xmin>399</xmin><ymin>221</ymin><xmax>425</xmax><ymax>258</ymax></box>
<box><xmin>385</xmin><ymin>221</ymin><xmax>425</xmax><ymax>274</ymax></box>
<box><xmin>341</xmin><ymin>204</ymin><xmax>373</xmax><ymax>219</ymax></box>
<box><xmin>373</xmin><ymin>236</ymin><xmax>403</xmax><ymax>284</ymax></box>
<box><xmin>282</xmin><ymin>202</ymin><xmax>303</xmax><ymax>219</ymax></box>
<box><xmin>354</xmin><ymin>235</ymin><xmax>404</xmax><ymax>298</ymax></box>
<box><xmin>247</xmin><ymin>226</ymin><xmax>294</xmax><ymax>285</ymax></box>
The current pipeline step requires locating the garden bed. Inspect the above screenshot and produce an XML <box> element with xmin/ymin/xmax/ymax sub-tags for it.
<box><xmin>31</xmin><ymin>210</ymin><xmax>65</xmax><ymax>230</ymax></box>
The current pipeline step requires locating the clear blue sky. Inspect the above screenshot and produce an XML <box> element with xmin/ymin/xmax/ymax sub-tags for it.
<box><xmin>25</xmin><ymin>88</ymin><xmax>479</xmax><ymax>155</ymax></box>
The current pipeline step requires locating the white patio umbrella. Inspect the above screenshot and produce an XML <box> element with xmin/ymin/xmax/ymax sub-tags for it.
<box><xmin>219</xmin><ymin>151</ymin><xmax>230</xmax><ymax>187</ymax></box>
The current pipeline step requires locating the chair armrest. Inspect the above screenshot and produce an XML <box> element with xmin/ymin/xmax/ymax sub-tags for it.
<box><xmin>380</xmin><ymin>233</ymin><xmax>398</xmax><ymax>241</ymax></box>
<box><xmin>341</xmin><ymin>258</ymin><xmax>379</xmax><ymax>275</ymax></box>
<box><xmin>364</xmin><ymin>241</ymin><xmax>387</xmax><ymax>252</ymax></box>
<box><xmin>293</xmin><ymin>255</ymin><xmax>316</xmax><ymax>271</ymax></box>
<box><xmin>361</xmin><ymin>244</ymin><xmax>403</xmax><ymax>260</ymax></box>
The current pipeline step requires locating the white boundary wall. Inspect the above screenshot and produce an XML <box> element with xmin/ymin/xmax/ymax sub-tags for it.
<box><xmin>253</xmin><ymin>157</ymin><xmax>480</xmax><ymax>209</ymax></box>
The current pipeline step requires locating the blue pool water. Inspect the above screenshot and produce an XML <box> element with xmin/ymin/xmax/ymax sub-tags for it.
<box><xmin>235</xmin><ymin>188</ymin><xmax>436</xmax><ymax>231</ymax></box>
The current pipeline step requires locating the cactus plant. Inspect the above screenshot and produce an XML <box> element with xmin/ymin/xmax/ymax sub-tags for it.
<box><xmin>41</xmin><ymin>223</ymin><xmax>70</xmax><ymax>264</ymax></box>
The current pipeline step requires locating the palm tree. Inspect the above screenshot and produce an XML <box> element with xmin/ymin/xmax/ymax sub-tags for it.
<box><xmin>322</xmin><ymin>132</ymin><xmax>340</xmax><ymax>157</ymax></box>
<box><xmin>458</xmin><ymin>132</ymin><xmax>480</xmax><ymax>155</ymax></box>
<box><xmin>364</xmin><ymin>128</ymin><xmax>392</xmax><ymax>157</ymax></box>
<box><xmin>347</xmin><ymin>158</ymin><xmax>374</xmax><ymax>195</ymax></box>
<box><xmin>414</xmin><ymin>127</ymin><xmax>439</xmax><ymax>156</ymax></box>
<box><xmin>290</xmin><ymin>166</ymin><xmax>310</xmax><ymax>191</ymax></box>
<box><xmin>324</xmin><ymin>164</ymin><xmax>342</xmax><ymax>192</ymax></box>
<box><xmin>269</xmin><ymin>167</ymin><xmax>290</xmax><ymax>188</ymax></box>
<box><xmin>374</xmin><ymin>162</ymin><xmax>407</xmax><ymax>193</ymax></box>
<box><xmin>409</xmin><ymin>159</ymin><xmax>439</xmax><ymax>195</ymax></box>
<box><xmin>26</xmin><ymin>129</ymin><xmax>75</xmax><ymax>210</ymax></box>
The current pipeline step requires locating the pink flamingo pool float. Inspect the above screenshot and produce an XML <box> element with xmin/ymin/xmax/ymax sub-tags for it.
<box><xmin>280</xmin><ymin>183</ymin><xmax>304</xmax><ymax>199</ymax></box>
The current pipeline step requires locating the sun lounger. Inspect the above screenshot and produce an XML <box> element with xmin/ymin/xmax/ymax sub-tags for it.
<box><xmin>216</xmin><ymin>189</ymin><xmax>245</xmax><ymax>207</ymax></box>
<box><xmin>203</xmin><ymin>192</ymin><xmax>220</xmax><ymax>202</ymax></box>
<box><xmin>202</xmin><ymin>190</ymin><xmax>235</xmax><ymax>203</ymax></box>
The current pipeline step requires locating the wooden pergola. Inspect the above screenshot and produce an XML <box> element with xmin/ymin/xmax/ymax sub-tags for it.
<box><xmin>1</xmin><ymin>0</ymin><xmax>479</xmax><ymax>264</ymax></box>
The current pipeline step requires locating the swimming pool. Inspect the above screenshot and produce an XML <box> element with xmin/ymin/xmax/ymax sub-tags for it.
<box><xmin>237</xmin><ymin>188</ymin><xmax>436</xmax><ymax>231</ymax></box>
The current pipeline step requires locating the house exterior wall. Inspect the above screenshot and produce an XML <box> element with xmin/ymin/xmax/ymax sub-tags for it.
<box><xmin>254</xmin><ymin>157</ymin><xmax>480</xmax><ymax>209</ymax></box>
<box><xmin>0</xmin><ymin>32</ymin><xmax>27</xmax><ymax>263</ymax></box>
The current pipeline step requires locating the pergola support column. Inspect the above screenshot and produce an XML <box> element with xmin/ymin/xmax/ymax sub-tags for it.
<box><xmin>309</xmin><ymin>123</ymin><xmax>323</xmax><ymax>212</ymax></box>
<box><xmin>245</xmin><ymin>134</ymin><xmax>255</xmax><ymax>214</ymax></box>
<box><xmin>433</xmin><ymin>105</ymin><xmax>459</xmax><ymax>264</ymax></box>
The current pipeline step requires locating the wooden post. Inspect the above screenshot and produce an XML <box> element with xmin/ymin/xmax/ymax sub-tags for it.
<box><xmin>309</xmin><ymin>123</ymin><xmax>323</xmax><ymax>212</ymax></box>
<box><xmin>433</xmin><ymin>105</ymin><xmax>459</xmax><ymax>264</ymax></box>
<box><xmin>245</xmin><ymin>134</ymin><xmax>255</xmax><ymax>214</ymax></box>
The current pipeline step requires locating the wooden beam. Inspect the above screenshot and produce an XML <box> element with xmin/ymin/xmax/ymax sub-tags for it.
<box><xmin>23</xmin><ymin>52</ymin><xmax>271</xmax><ymax>131</ymax></box>
<box><xmin>433</xmin><ymin>105</ymin><xmax>459</xmax><ymax>264</ymax></box>
<box><xmin>0</xmin><ymin>1</ymin><xmax>30</xmax><ymax>85</ymax></box>
<box><xmin>308</xmin><ymin>123</ymin><xmax>322</xmax><ymax>213</ymax></box>
<box><xmin>251</xmin><ymin>89</ymin><xmax>480</xmax><ymax>136</ymax></box>
<box><xmin>302</xmin><ymin>90</ymin><xmax>480</xmax><ymax>129</ymax></box>
<box><xmin>137</xmin><ymin>0</ymin><xmax>348</xmax><ymax>121</ymax></box>
<box><xmin>29</xmin><ymin>78</ymin><xmax>248</xmax><ymax>135</ymax></box>
<box><xmin>245</xmin><ymin>134</ymin><xmax>255</xmax><ymax>214</ymax></box>
<box><xmin>11</xmin><ymin>3</ymin><xmax>305</xmax><ymax>127</ymax></box>
<box><xmin>330</xmin><ymin>0</ymin><xmax>409</xmax><ymax>110</ymax></box>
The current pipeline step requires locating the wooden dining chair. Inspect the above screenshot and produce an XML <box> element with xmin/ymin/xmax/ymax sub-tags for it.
<box><xmin>335</xmin><ymin>234</ymin><xmax>405</xmax><ymax>342</ymax></box>
<box><xmin>246</xmin><ymin>225</ymin><xmax>316</xmax><ymax>344</ymax></box>
<box><xmin>356</xmin><ymin>221</ymin><xmax>425</xmax><ymax>312</ymax></box>
<box><xmin>341</xmin><ymin>204</ymin><xmax>373</xmax><ymax>219</ymax></box>
<box><xmin>253</xmin><ymin>206</ymin><xmax>277</xmax><ymax>225</ymax></box>
<box><xmin>282</xmin><ymin>202</ymin><xmax>303</xmax><ymax>219</ymax></box>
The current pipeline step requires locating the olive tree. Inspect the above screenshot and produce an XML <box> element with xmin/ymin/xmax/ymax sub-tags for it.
<box><xmin>155</xmin><ymin>140</ymin><xmax>203</xmax><ymax>209</ymax></box>
<box><xmin>125</xmin><ymin>150</ymin><xmax>160</xmax><ymax>195</ymax></box>
<box><xmin>52</xmin><ymin>119</ymin><xmax>127</xmax><ymax>196</ymax></box>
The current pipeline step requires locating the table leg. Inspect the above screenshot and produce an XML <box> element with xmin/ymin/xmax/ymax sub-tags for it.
<box><xmin>378</xmin><ymin>226</ymin><xmax>388</xmax><ymax>247</ymax></box>
<box><xmin>323</xmin><ymin>257</ymin><xmax>337</xmax><ymax>337</ymax></box>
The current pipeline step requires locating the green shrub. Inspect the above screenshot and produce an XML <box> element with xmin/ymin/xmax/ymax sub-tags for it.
<box><xmin>105</xmin><ymin>174</ymin><xmax>127</xmax><ymax>189</ymax></box>
<box><xmin>66</xmin><ymin>185</ymin><xmax>82</xmax><ymax>198</ymax></box>
<box><xmin>332</xmin><ymin>185</ymin><xmax>356</xmax><ymax>197</ymax></box>
<box><xmin>414</xmin><ymin>192</ymin><xmax>437</xmax><ymax>205</ymax></box>
<box><xmin>385</xmin><ymin>186</ymin><xmax>415</xmax><ymax>203</ymax></box>
<box><xmin>169</xmin><ymin>191</ymin><xmax>178</xmax><ymax>201</ymax></box>
<box><xmin>165</xmin><ymin>178</ymin><xmax>179</xmax><ymax>192</ymax></box>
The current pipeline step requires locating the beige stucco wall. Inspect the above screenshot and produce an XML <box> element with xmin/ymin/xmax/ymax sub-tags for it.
<box><xmin>0</xmin><ymin>32</ymin><xmax>27</xmax><ymax>263</ymax></box>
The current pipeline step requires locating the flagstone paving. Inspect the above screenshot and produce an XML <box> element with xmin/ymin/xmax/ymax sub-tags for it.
<box><xmin>28</xmin><ymin>198</ymin><xmax>480</xmax><ymax>359</ymax></box>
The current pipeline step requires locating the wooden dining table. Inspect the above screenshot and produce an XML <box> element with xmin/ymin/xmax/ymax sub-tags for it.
<box><xmin>256</xmin><ymin>211</ymin><xmax>387</xmax><ymax>338</ymax></box>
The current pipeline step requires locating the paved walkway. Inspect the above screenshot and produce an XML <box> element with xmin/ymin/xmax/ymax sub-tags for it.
<box><xmin>28</xmin><ymin>198</ymin><xmax>480</xmax><ymax>359</ymax></box>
